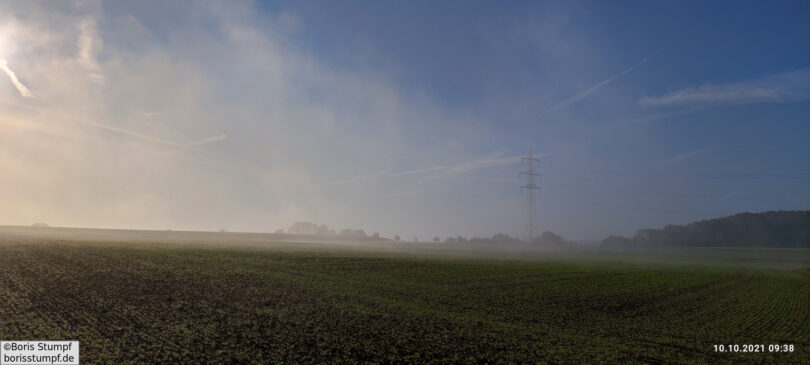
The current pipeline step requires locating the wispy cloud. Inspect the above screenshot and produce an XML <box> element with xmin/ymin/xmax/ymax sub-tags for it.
<box><xmin>640</xmin><ymin>69</ymin><xmax>810</xmax><ymax>107</ymax></box>
<box><xmin>0</xmin><ymin>59</ymin><xmax>32</xmax><ymax>97</ymax></box>
<box><xmin>670</xmin><ymin>149</ymin><xmax>703</xmax><ymax>163</ymax></box>
<box><xmin>620</xmin><ymin>105</ymin><xmax>708</xmax><ymax>125</ymax></box>
<box><xmin>538</xmin><ymin>55</ymin><xmax>650</xmax><ymax>119</ymax></box>
<box><xmin>324</xmin><ymin>156</ymin><xmax>530</xmax><ymax>187</ymax></box>
<box><xmin>77</xmin><ymin>18</ymin><xmax>103</xmax><ymax>82</ymax></box>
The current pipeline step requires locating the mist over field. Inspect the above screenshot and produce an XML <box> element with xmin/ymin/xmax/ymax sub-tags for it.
<box><xmin>0</xmin><ymin>225</ymin><xmax>807</xmax><ymax>363</ymax></box>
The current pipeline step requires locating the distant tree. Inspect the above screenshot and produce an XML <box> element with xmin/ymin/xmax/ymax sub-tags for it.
<box><xmin>340</xmin><ymin>228</ymin><xmax>367</xmax><ymax>238</ymax></box>
<box><xmin>444</xmin><ymin>237</ymin><xmax>457</xmax><ymax>244</ymax></box>
<box><xmin>414</xmin><ymin>237</ymin><xmax>418</xmax><ymax>242</ymax></box>
<box><xmin>394</xmin><ymin>235</ymin><xmax>400</xmax><ymax>241</ymax></box>
<box><xmin>619</xmin><ymin>211</ymin><xmax>810</xmax><ymax>248</ymax></box>
<box><xmin>274</xmin><ymin>229</ymin><xmax>285</xmax><ymax>234</ymax></box>
<box><xmin>316</xmin><ymin>224</ymin><xmax>330</xmax><ymax>236</ymax></box>
<box><xmin>433</xmin><ymin>236</ymin><xmax>440</xmax><ymax>243</ymax></box>
<box><xmin>467</xmin><ymin>235</ymin><xmax>520</xmax><ymax>246</ymax></box>
<box><xmin>601</xmin><ymin>235</ymin><xmax>632</xmax><ymax>248</ymax></box>
<box><xmin>372</xmin><ymin>232</ymin><xmax>380</xmax><ymax>240</ymax></box>
<box><xmin>633</xmin><ymin>229</ymin><xmax>659</xmax><ymax>247</ymax></box>
<box><xmin>490</xmin><ymin>233</ymin><xmax>520</xmax><ymax>245</ymax></box>
<box><xmin>289</xmin><ymin>222</ymin><xmax>318</xmax><ymax>235</ymax></box>
<box><xmin>532</xmin><ymin>231</ymin><xmax>565</xmax><ymax>246</ymax></box>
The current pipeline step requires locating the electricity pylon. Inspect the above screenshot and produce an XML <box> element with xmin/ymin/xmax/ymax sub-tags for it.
<box><xmin>520</xmin><ymin>147</ymin><xmax>541</xmax><ymax>243</ymax></box>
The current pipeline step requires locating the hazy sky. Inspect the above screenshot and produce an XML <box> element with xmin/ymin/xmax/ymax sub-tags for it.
<box><xmin>1</xmin><ymin>1</ymin><xmax>808</xmax><ymax>240</ymax></box>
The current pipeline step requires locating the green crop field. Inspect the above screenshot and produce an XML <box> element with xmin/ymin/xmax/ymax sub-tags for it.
<box><xmin>0</xmin><ymin>230</ymin><xmax>808</xmax><ymax>364</ymax></box>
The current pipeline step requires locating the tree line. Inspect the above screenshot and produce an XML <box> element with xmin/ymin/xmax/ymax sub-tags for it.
<box><xmin>601</xmin><ymin>211</ymin><xmax>810</xmax><ymax>249</ymax></box>
<box><xmin>280</xmin><ymin>221</ymin><xmax>568</xmax><ymax>247</ymax></box>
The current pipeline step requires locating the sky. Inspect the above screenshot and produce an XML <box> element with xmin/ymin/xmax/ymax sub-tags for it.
<box><xmin>0</xmin><ymin>0</ymin><xmax>808</xmax><ymax>241</ymax></box>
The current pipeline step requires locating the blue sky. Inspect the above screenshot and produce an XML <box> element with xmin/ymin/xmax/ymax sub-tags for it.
<box><xmin>1</xmin><ymin>1</ymin><xmax>808</xmax><ymax>240</ymax></box>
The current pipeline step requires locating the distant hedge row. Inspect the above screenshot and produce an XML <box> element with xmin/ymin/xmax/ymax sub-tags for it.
<box><xmin>602</xmin><ymin>211</ymin><xmax>810</xmax><ymax>248</ymax></box>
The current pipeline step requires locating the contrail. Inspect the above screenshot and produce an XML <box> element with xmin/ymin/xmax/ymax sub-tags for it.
<box><xmin>416</xmin><ymin>155</ymin><xmax>545</xmax><ymax>184</ymax></box>
<box><xmin>55</xmin><ymin>110</ymin><xmax>226</xmax><ymax>151</ymax></box>
<box><xmin>81</xmin><ymin>120</ymin><xmax>227</xmax><ymax>151</ymax></box>
<box><xmin>538</xmin><ymin>55</ymin><xmax>651</xmax><ymax>120</ymax></box>
<box><xmin>322</xmin><ymin>169</ymin><xmax>393</xmax><ymax>187</ymax></box>
<box><xmin>183</xmin><ymin>134</ymin><xmax>228</xmax><ymax>148</ymax></box>
<box><xmin>76</xmin><ymin>119</ymin><xmax>187</xmax><ymax>148</ymax></box>
<box><xmin>386</xmin><ymin>165</ymin><xmax>448</xmax><ymax>178</ymax></box>
<box><xmin>0</xmin><ymin>59</ymin><xmax>33</xmax><ymax>97</ymax></box>
<box><xmin>323</xmin><ymin>155</ymin><xmax>538</xmax><ymax>187</ymax></box>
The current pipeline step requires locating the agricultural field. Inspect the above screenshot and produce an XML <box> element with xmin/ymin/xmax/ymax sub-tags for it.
<box><xmin>0</xmin><ymin>229</ymin><xmax>808</xmax><ymax>364</ymax></box>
